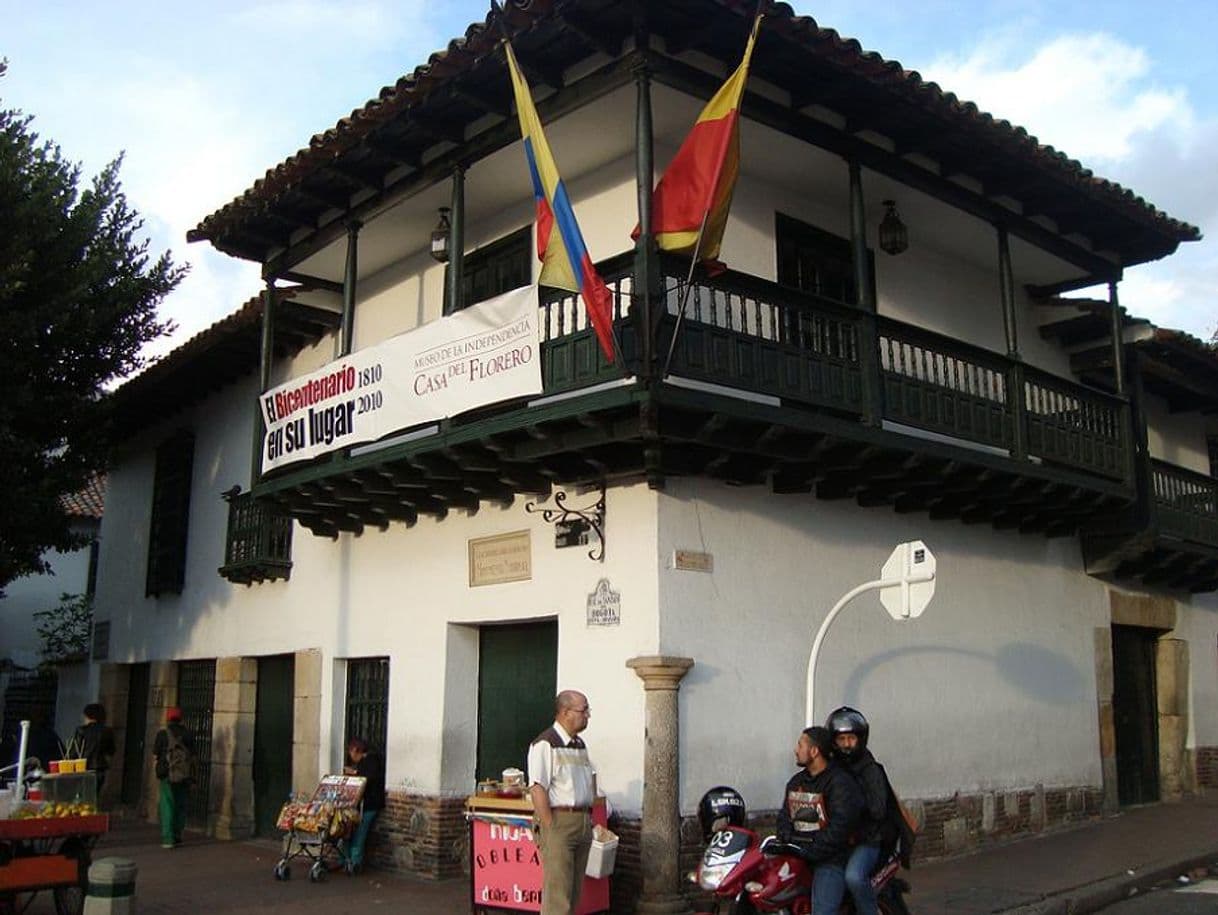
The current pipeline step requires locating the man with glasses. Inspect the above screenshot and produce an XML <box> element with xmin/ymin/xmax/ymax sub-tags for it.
<box><xmin>527</xmin><ymin>690</ymin><xmax>596</xmax><ymax>915</ymax></box>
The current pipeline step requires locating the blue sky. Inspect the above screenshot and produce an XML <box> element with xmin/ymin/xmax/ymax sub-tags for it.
<box><xmin>4</xmin><ymin>1</ymin><xmax>1216</xmax><ymax>360</ymax></box>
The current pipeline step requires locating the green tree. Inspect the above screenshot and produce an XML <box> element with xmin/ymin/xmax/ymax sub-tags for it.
<box><xmin>0</xmin><ymin>61</ymin><xmax>186</xmax><ymax>593</ymax></box>
<box><xmin>34</xmin><ymin>592</ymin><xmax>93</xmax><ymax>665</ymax></box>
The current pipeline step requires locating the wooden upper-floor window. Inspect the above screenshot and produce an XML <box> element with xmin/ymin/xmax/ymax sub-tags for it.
<box><xmin>775</xmin><ymin>212</ymin><xmax>874</xmax><ymax>309</ymax></box>
<box><xmin>459</xmin><ymin>227</ymin><xmax>532</xmax><ymax>310</ymax></box>
<box><xmin>146</xmin><ymin>430</ymin><xmax>194</xmax><ymax>597</ymax></box>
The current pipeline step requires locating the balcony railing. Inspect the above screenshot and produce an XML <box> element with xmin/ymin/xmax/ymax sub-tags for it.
<box><xmin>219</xmin><ymin>491</ymin><xmax>293</xmax><ymax>585</ymax></box>
<box><xmin>663</xmin><ymin>264</ymin><xmax>1129</xmax><ymax>483</ymax></box>
<box><xmin>1151</xmin><ymin>460</ymin><xmax>1218</xmax><ymax>549</ymax></box>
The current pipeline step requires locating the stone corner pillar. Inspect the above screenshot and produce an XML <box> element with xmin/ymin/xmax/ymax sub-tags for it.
<box><xmin>626</xmin><ymin>656</ymin><xmax>694</xmax><ymax>915</ymax></box>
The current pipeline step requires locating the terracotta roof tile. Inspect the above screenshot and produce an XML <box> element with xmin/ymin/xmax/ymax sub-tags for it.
<box><xmin>190</xmin><ymin>0</ymin><xmax>1199</xmax><ymax>254</ymax></box>
<box><xmin>60</xmin><ymin>475</ymin><xmax>106</xmax><ymax>520</ymax></box>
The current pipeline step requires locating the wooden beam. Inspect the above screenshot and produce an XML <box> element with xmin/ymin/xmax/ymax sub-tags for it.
<box><xmin>559</xmin><ymin>8</ymin><xmax>624</xmax><ymax>57</ymax></box>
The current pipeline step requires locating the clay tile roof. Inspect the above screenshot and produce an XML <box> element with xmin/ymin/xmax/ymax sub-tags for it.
<box><xmin>60</xmin><ymin>475</ymin><xmax>106</xmax><ymax>520</ymax></box>
<box><xmin>189</xmin><ymin>0</ymin><xmax>1199</xmax><ymax>259</ymax></box>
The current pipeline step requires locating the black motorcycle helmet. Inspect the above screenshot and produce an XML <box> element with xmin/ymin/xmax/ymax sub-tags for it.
<box><xmin>697</xmin><ymin>786</ymin><xmax>747</xmax><ymax>841</ymax></box>
<box><xmin>825</xmin><ymin>706</ymin><xmax>870</xmax><ymax>762</ymax></box>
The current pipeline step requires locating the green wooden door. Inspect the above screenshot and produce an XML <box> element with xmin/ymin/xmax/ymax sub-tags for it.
<box><xmin>1112</xmin><ymin>626</ymin><xmax>1160</xmax><ymax>805</ymax></box>
<box><xmin>253</xmin><ymin>655</ymin><xmax>295</xmax><ymax>836</ymax></box>
<box><xmin>120</xmin><ymin>663</ymin><xmax>149</xmax><ymax>806</ymax></box>
<box><xmin>477</xmin><ymin>621</ymin><xmax>558</xmax><ymax>781</ymax></box>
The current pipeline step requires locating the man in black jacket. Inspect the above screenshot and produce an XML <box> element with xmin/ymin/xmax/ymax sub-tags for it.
<box><xmin>827</xmin><ymin>707</ymin><xmax>895</xmax><ymax>915</ymax></box>
<box><xmin>75</xmin><ymin>704</ymin><xmax>116</xmax><ymax>794</ymax></box>
<box><xmin>342</xmin><ymin>737</ymin><xmax>385</xmax><ymax>873</ymax></box>
<box><xmin>776</xmin><ymin>726</ymin><xmax>864</xmax><ymax>914</ymax></box>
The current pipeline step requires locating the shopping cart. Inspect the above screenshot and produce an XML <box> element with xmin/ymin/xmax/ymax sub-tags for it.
<box><xmin>272</xmin><ymin>774</ymin><xmax>365</xmax><ymax>883</ymax></box>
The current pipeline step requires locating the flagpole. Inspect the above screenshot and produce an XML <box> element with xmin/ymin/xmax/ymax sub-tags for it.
<box><xmin>659</xmin><ymin>9</ymin><xmax>762</xmax><ymax>380</ymax></box>
<box><xmin>660</xmin><ymin>210</ymin><xmax>711</xmax><ymax>379</ymax></box>
<box><xmin>493</xmin><ymin>0</ymin><xmax>624</xmax><ymax>369</ymax></box>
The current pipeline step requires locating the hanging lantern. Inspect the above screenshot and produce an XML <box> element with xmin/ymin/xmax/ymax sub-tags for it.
<box><xmin>430</xmin><ymin>207</ymin><xmax>452</xmax><ymax>263</ymax></box>
<box><xmin>878</xmin><ymin>199</ymin><xmax>909</xmax><ymax>256</ymax></box>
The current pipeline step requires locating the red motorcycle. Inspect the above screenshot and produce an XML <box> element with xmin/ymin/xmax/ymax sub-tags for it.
<box><xmin>690</xmin><ymin>787</ymin><xmax>911</xmax><ymax>915</ymax></box>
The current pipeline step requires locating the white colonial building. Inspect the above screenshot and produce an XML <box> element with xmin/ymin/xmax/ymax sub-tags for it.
<box><xmin>90</xmin><ymin>2</ymin><xmax>1218</xmax><ymax>909</ymax></box>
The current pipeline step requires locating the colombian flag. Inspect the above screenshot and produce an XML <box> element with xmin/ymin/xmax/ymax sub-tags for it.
<box><xmin>642</xmin><ymin>14</ymin><xmax>761</xmax><ymax>262</ymax></box>
<box><xmin>505</xmin><ymin>42</ymin><xmax>616</xmax><ymax>363</ymax></box>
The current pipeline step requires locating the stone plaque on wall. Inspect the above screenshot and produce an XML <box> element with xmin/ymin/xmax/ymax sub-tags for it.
<box><xmin>586</xmin><ymin>578</ymin><xmax>621</xmax><ymax>627</ymax></box>
<box><xmin>469</xmin><ymin>530</ymin><xmax>532</xmax><ymax>587</ymax></box>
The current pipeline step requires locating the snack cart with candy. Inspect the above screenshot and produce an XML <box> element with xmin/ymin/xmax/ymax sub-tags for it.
<box><xmin>272</xmin><ymin>774</ymin><xmax>365</xmax><ymax>883</ymax></box>
<box><xmin>1</xmin><ymin>721</ymin><xmax>109</xmax><ymax>915</ymax></box>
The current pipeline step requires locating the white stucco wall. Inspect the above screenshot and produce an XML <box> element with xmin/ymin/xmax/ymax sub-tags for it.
<box><xmin>1143</xmin><ymin>393</ymin><xmax>1210</xmax><ymax>474</ymax></box>
<box><xmin>94</xmin><ymin>377</ymin><xmax>661</xmax><ymax>811</ymax></box>
<box><xmin>657</xmin><ymin>478</ymin><xmax>1111</xmax><ymax>815</ymax></box>
<box><xmin>1177</xmin><ymin>593</ymin><xmax>1218</xmax><ymax>748</ymax></box>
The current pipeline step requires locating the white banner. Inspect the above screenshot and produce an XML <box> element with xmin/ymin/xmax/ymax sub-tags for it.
<box><xmin>260</xmin><ymin>285</ymin><xmax>542</xmax><ymax>472</ymax></box>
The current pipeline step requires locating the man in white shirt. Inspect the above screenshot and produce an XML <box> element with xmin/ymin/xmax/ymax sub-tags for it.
<box><xmin>527</xmin><ymin>690</ymin><xmax>595</xmax><ymax>915</ymax></box>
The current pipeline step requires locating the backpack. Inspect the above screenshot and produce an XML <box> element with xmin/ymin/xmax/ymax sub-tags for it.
<box><xmin>167</xmin><ymin>728</ymin><xmax>193</xmax><ymax>784</ymax></box>
<box><xmin>883</xmin><ymin>776</ymin><xmax>919</xmax><ymax>869</ymax></box>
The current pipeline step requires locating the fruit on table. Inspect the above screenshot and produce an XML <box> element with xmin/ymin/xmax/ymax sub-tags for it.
<box><xmin>9</xmin><ymin>801</ymin><xmax>98</xmax><ymax>819</ymax></box>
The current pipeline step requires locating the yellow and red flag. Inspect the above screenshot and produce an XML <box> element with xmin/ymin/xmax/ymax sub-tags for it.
<box><xmin>505</xmin><ymin>41</ymin><xmax>616</xmax><ymax>363</ymax></box>
<box><xmin>640</xmin><ymin>14</ymin><xmax>762</xmax><ymax>262</ymax></box>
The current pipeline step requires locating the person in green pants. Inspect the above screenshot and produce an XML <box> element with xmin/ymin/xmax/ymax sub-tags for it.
<box><xmin>152</xmin><ymin>707</ymin><xmax>195</xmax><ymax>849</ymax></box>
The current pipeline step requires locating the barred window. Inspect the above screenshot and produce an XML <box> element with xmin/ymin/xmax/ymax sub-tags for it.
<box><xmin>345</xmin><ymin>658</ymin><xmax>390</xmax><ymax>752</ymax></box>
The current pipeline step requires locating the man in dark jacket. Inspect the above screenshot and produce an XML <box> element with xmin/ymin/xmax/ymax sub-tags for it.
<box><xmin>75</xmin><ymin>703</ymin><xmax>117</xmax><ymax>794</ymax></box>
<box><xmin>342</xmin><ymin>737</ymin><xmax>385</xmax><ymax>873</ymax></box>
<box><xmin>776</xmin><ymin>725</ymin><xmax>864</xmax><ymax>914</ymax></box>
<box><xmin>152</xmin><ymin>707</ymin><xmax>195</xmax><ymax>849</ymax></box>
<box><xmin>827</xmin><ymin>707</ymin><xmax>895</xmax><ymax>915</ymax></box>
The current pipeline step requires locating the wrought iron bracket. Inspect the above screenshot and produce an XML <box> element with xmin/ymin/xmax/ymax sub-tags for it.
<box><xmin>525</xmin><ymin>485</ymin><xmax>606</xmax><ymax>561</ymax></box>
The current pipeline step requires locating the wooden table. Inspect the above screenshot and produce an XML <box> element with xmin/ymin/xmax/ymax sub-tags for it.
<box><xmin>0</xmin><ymin>813</ymin><xmax>109</xmax><ymax>915</ymax></box>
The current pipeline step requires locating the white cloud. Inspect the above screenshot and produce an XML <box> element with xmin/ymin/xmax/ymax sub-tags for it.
<box><xmin>924</xmin><ymin>29</ymin><xmax>1217</xmax><ymax>339</ymax></box>
<box><xmin>926</xmin><ymin>32</ymin><xmax>1191</xmax><ymax>163</ymax></box>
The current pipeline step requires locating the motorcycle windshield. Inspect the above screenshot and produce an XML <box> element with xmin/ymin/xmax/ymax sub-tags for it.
<box><xmin>698</xmin><ymin>827</ymin><xmax>751</xmax><ymax>890</ymax></box>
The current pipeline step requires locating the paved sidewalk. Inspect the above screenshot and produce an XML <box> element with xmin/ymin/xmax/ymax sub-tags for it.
<box><xmin>10</xmin><ymin>794</ymin><xmax>1218</xmax><ymax>913</ymax></box>
<box><xmin>911</xmin><ymin>793</ymin><xmax>1218</xmax><ymax>914</ymax></box>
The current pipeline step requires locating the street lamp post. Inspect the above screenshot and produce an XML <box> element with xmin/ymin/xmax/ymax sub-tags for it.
<box><xmin>805</xmin><ymin>541</ymin><xmax>937</xmax><ymax>727</ymax></box>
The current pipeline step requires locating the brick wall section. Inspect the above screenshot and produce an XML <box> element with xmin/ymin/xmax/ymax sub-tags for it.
<box><xmin>368</xmin><ymin>791</ymin><xmax>467</xmax><ymax>879</ymax></box>
<box><xmin>1198</xmin><ymin>747</ymin><xmax>1218</xmax><ymax>788</ymax></box>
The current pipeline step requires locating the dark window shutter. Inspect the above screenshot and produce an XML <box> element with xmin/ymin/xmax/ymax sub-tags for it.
<box><xmin>146</xmin><ymin>430</ymin><xmax>195</xmax><ymax>596</ymax></box>
<box><xmin>461</xmin><ymin>227</ymin><xmax>532</xmax><ymax>309</ymax></box>
<box><xmin>775</xmin><ymin>212</ymin><xmax>873</xmax><ymax>308</ymax></box>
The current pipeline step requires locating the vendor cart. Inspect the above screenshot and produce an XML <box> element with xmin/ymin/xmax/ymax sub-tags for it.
<box><xmin>0</xmin><ymin>813</ymin><xmax>109</xmax><ymax>915</ymax></box>
<box><xmin>273</xmin><ymin>775</ymin><xmax>365</xmax><ymax>883</ymax></box>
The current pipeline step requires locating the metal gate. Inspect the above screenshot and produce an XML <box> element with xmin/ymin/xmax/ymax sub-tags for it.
<box><xmin>176</xmin><ymin>660</ymin><xmax>215</xmax><ymax>826</ymax></box>
<box><xmin>344</xmin><ymin>658</ymin><xmax>389</xmax><ymax>751</ymax></box>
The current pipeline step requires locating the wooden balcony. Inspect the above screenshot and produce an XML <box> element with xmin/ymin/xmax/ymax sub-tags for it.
<box><xmin>218</xmin><ymin>491</ymin><xmax>294</xmax><ymax>585</ymax></box>
<box><xmin>252</xmin><ymin>257</ymin><xmax>1136</xmax><ymax>542</ymax></box>
<box><xmin>1083</xmin><ymin>461</ymin><xmax>1218</xmax><ymax>592</ymax></box>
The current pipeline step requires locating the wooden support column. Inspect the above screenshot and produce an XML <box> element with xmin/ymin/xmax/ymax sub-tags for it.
<box><xmin>444</xmin><ymin>165</ymin><xmax>466</xmax><ymax>316</ymax></box>
<box><xmin>1108</xmin><ymin>281</ymin><xmax>1126</xmax><ymax>396</ymax></box>
<box><xmin>250</xmin><ymin>281</ymin><xmax>276</xmax><ymax>487</ymax></box>
<box><xmin>848</xmin><ymin>161</ymin><xmax>875</xmax><ymax>310</ymax></box>
<box><xmin>340</xmin><ymin>220</ymin><xmax>362</xmax><ymax>356</ymax></box>
<box><xmin>997</xmin><ymin>226</ymin><xmax>1027</xmax><ymax>459</ymax></box>
<box><xmin>849</xmin><ymin>161</ymin><xmax>882</xmax><ymax>425</ymax></box>
<box><xmin>626</xmin><ymin>656</ymin><xmax>694</xmax><ymax>915</ymax></box>
<box><xmin>634</xmin><ymin>54</ymin><xmax>658</xmax><ymax>376</ymax></box>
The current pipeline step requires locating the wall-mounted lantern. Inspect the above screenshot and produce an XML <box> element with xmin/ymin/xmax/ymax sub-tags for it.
<box><xmin>879</xmin><ymin>199</ymin><xmax>909</xmax><ymax>256</ymax></box>
<box><xmin>430</xmin><ymin>207</ymin><xmax>452</xmax><ymax>263</ymax></box>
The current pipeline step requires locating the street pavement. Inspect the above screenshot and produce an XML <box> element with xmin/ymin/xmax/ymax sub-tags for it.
<box><xmin>8</xmin><ymin>792</ymin><xmax>1218</xmax><ymax>913</ymax></box>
